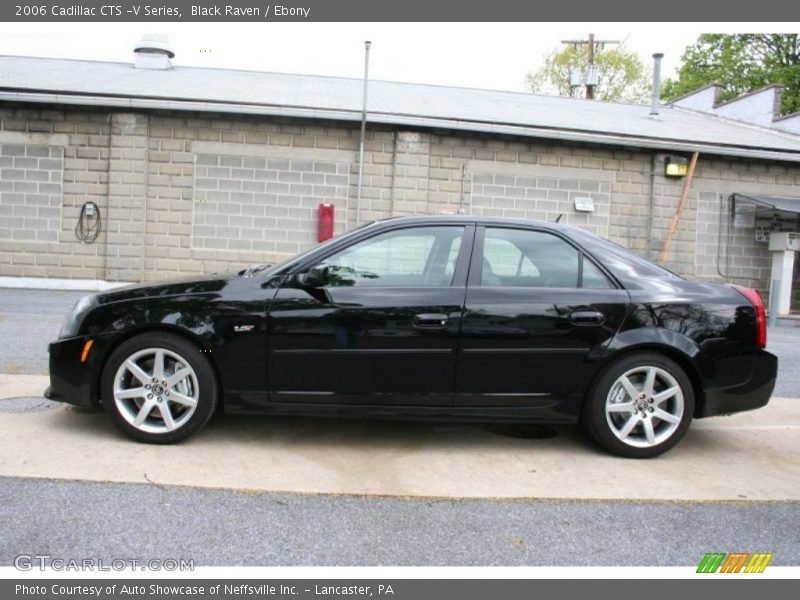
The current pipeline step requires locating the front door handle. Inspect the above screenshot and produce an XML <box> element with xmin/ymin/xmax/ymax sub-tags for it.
<box><xmin>569</xmin><ymin>310</ymin><xmax>605</xmax><ymax>326</ymax></box>
<box><xmin>412</xmin><ymin>313</ymin><xmax>449</xmax><ymax>329</ymax></box>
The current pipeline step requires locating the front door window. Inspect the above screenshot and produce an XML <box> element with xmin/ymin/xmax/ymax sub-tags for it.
<box><xmin>320</xmin><ymin>226</ymin><xmax>465</xmax><ymax>287</ymax></box>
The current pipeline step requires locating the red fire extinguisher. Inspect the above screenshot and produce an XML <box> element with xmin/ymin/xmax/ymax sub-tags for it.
<box><xmin>318</xmin><ymin>203</ymin><xmax>334</xmax><ymax>242</ymax></box>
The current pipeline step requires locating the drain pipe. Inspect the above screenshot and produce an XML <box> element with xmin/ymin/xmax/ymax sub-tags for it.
<box><xmin>650</xmin><ymin>53</ymin><xmax>664</xmax><ymax>116</ymax></box>
<box><xmin>647</xmin><ymin>152</ymin><xmax>657</xmax><ymax>258</ymax></box>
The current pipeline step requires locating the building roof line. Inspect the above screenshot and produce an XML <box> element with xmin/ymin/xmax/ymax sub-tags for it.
<box><xmin>4</xmin><ymin>54</ymin><xmax>800</xmax><ymax>162</ymax></box>
<box><xmin>3</xmin><ymin>88</ymin><xmax>800</xmax><ymax>163</ymax></box>
<box><xmin>0</xmin><ymin>53</ymin><xmax>666</xmax><ymax>110</ymax></box>
<box><xmin>672</xmin><ymin>105</ymin><xmax>800</xmax><ymax>143</ymax></box>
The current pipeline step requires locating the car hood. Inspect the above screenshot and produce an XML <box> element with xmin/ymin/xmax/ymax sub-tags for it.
<box><xmin>95</xmin><ymin>271</ymin><xmax>284</xmax><ymax>304</ymax></box>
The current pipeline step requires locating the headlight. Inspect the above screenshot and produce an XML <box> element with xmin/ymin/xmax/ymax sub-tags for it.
<box><xmin>58</xmin><ymin>295</ymin><xmax>97</xmax><ymax>339</ymax></box>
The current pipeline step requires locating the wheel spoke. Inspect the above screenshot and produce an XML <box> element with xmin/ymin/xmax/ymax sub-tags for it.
<box><xmin>152</xmin><ymin>349</ymin><xmax>165</xmax><ymax>380</ymax></box>
<box><xmin>652</xmin><ymin>407</ymin><xmax>680</xmax><ymax>424</ymax></box>
<box><xmin>644</xmin><ymin>368</ymin><xmax>657</xmax><ymax>396</ymax></box>
<box><xmin>133</xmin><ymin>399</ymin><xmax>156</xmax><ymax>427</ymax></box>
<box><xmin>158</xmin><ymin>402</ymin><xmax>176</xmax><ymax>431</ymax></box>
<box><xmin>165</xmin><ymin>367</ymin><xmax>191</xmax><ymax>389</ymax></box>
<box><xmin>115</xmin><ymin>387</ymin><xmax>147</xmax><ymax>400</ymax></box>
<box><xmin>617</xmin><ymin>415</ymin><xmax>639</xmax><ymax>439</ymax></box>
<box><xmin>169</xmin><ymin>391</ymin><xmax>197</xmax><ymax>408</ymax></box>
<box><xmin>619</xmin><ymin>376</ymin><xmax>640</xmax><ymax>400</ymax></box>
<box><xmin>607</xmin><ymin>401</ymin><xmax>635</xmax><ymax>414</ymax></box>
<box><xmin>125</xmin><ymin>360</ymin><xmax>152</xmax><ymax>385</ymax></box>
<box><xmin>652</xmin><ymin>386</ymin><xmax>679</xmax><ymax>405</ymax></box>
<box><xmin>642</xmin><ymin>418</ymin><xmax>656</xmax><ymax>445</ymax></box>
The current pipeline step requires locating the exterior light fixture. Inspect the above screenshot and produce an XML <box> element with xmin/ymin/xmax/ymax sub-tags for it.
<box><xmin>665</xmin><ymin>156</ymin><xmax>689</xmax><ymax>177</ymax></box>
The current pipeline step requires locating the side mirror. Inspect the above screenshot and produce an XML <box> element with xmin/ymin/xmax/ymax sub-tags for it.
<box><xmin>298</xmin><ymin>265</ymin><xmax>330</xmax><ymax>288</ymax></box>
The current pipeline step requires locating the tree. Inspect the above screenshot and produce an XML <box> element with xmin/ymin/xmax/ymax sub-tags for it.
<box><xmin>661</xmin><ymin>34</ymin><xmax>800</xmax><ymax>115</ymax></box>
<box><xmin>525</xmin><ymin>44</ymin><xmax>650</xmax><ymax>103</ymax></box>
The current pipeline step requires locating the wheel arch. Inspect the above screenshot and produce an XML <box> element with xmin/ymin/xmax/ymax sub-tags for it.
<box><xmin>591</xmin><ymin>342</ymin><xmax>706</xmax><ymax>419</ymax></box>
<box><xmin>94</xmin><ymin>325</ymin><xmax>224</xmax><ymax>407</ymax></box>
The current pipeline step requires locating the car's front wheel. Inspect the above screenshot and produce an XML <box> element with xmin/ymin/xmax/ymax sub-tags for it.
<box><xmin>101</xmin><ymin>332</ymin><xmax>217</xmax><ymax>444</ymax></box>
<box><xmin>583</xmin><ymin>352</ymin><xmax>694</xmax><ymax>458</ymax></box>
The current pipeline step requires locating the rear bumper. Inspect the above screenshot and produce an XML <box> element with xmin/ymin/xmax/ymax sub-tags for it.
<box><xmin>699</xmin><ymin>349</ymin><xmax>778</xmax><ymax>418</ymax></box>
<box><xmin>46</xmin><ymin>334</ymin><xmax>107</xmax><ymax>408</ymax></box>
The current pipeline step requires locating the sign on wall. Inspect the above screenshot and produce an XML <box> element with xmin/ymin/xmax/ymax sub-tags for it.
<box><xmin>754</xmin><ymin>209</ymin><xmax>800</xmax><ymax>242</ymax></box>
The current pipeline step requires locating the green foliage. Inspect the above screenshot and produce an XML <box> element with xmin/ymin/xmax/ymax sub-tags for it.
<box><xmin>661</xmin><ymin>34</ymin><xmax>800</xmax><ymax>115</ymax></box>
<box><xmin>525</xmin><ymin>44</ymin><xmax>650</xmax><ymax>103</ymax></box>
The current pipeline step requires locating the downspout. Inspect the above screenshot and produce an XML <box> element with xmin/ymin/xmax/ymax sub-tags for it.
<box><xmin>389</xmin><ymin>130</ymin><xmax>398</xmax><ymax>215</ymax></box>
<box><xmin>647</xmin><ymin>152</ymin><xmax>656</xmax><ymax>259</ymax></box>
<box><xmin>141</xmin><ymin>113</ymin><xmax>151</xmax><ymax>283</ymax></box>
<box><xmin>103</xmin><ymin>113</ymin><xmax>112</xmax><ymax>281</ymax></box>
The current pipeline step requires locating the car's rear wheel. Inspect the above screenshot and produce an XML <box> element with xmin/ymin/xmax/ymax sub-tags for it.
<box><xmin>583</xmin><ymin>352</ymin><xmax>694</xmax><ymax>458</ymax></box>
<box><xmin>101</xmin><ymin>332</ymin><xmax>217</xmax><ymax>444</ymax></box>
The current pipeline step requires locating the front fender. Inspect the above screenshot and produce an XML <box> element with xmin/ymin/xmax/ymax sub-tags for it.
<box><xmin>77</xmin><ymin>279</ymin><xmax>275</xmax><ymax>400</ymax></box>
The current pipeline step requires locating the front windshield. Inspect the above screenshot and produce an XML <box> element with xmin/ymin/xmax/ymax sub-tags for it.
<box><xmin>252</xmin><ymin>220</ymin><xmax>379</xmax><ymax>277</ymax></box>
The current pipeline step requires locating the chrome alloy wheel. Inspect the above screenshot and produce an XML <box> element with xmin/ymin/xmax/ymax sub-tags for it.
<box><xmin>113</xmin><ymin>347</ymin><xmax>199</xmax><ymax>434</ymax></box>
<box><xmin>605</xmin><ymin>365</ymin><xmax>684</xmax><ymax>449</ymax></box>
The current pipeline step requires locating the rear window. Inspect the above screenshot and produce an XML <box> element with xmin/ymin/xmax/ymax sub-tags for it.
<box><xmin>566</xmin><ymin>226</ymin><xmax>682</xmax><ymax>284</ymax></box>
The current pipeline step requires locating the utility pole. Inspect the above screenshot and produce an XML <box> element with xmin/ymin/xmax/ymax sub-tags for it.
<box><xmin>356</xmin><ymin>40</ymin><xmax>371</xmax><ymax>227</ymax></box>
<box><xmin>561</xmin><ymin>34</ymin><xmax>620</xmax><ymax>99</ymax></box>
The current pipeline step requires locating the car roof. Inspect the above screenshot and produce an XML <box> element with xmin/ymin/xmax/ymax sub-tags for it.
<box><xmin>372</xmin><ymin>214</ymin><xmax>562</xmax><ymax>230</ymax></box>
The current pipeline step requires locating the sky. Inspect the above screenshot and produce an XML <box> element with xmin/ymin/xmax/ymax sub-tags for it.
<box><xmin>0</xmin><ymin>23</ymin><xmax>795</xmax><ymax>94</ymax></box>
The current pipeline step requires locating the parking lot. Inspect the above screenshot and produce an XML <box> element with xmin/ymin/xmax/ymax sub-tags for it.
<box><xmin>1</xmin><ymin>287</ymin><xmax>799</xmax><ymax>565</ymax></box>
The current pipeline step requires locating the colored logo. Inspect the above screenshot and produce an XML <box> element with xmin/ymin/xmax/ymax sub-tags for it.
<box><xmin>697</xmin><ymin>552</ymin><xmax>773</xmax><ymax>573</ymax></box>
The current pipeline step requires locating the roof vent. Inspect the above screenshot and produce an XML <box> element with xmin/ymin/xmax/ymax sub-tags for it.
<box><xmin>133</xmin><ymin>34</ymin><xmax>174</xmax><ymax>70</ymax></box>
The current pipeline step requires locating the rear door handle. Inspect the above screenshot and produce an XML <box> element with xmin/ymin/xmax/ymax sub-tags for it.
<box><xmin>569</xmin><ymin>310</ymin><xmax>605</xmax><ymax>326</ymax></box>
<box><xmin>412</xmin><ymin>313</ymin><xmax>449</xmax><ymax>329</ymax></box>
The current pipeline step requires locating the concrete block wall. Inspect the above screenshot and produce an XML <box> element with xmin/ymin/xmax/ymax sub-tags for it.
<box><xmin>692</xmin><ymin>157</ymin><xmax>800</xmax><ymax>294</ymax></box>
<box><xmin>2</xmin><ymin>102</ymin><xmax>800</xmax><ymax>310</ymax></box>
<box><xmin>193</xmin><ymin>152</ymin><xmax>350</xmax><ymax>257</ymax></box>
<box><xmin>140</xmin><ymin>116</ymin><xmax>359</xmax><ymax>279</ymax></box>
<box><xmin>0</xmin><ymin>107</ymin><xmax>110</xmax><ymax>280</ymax></box>
<box><xmin>468</xmin><ymin>162</ymin><xmax>612</xmax><ymax>236</ymax></box>
<box><xmin>0</xmin><ymin>143</ymin><xmax>63</xmax><ymax>243</ymax></box>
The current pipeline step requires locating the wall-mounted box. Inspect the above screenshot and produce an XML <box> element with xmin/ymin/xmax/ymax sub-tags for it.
<box><xmin>768</xmin><ymin>232</ymin><xmax>800</xmax><ymax>252</ymax></box>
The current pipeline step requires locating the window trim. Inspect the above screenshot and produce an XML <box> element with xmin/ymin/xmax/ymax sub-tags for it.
<box><xmin>468</xmin><ymin>225</ymin><xmax>620</xmax><ymax>290</ymax></box>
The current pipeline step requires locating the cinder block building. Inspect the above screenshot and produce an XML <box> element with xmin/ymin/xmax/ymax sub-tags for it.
<box><xmin>1</xmin><ymin>42</ymin><xmax>800</xmax><ymax>310</ymax></box>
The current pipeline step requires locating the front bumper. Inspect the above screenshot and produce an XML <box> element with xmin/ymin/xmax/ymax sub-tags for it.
<box><xmin>699</xmin><ymin>349</ymin><xmax>778</xmax><ymax>418</ymax></box>
<box><xmin>46</xmin><ymin>334</ymin><xmax>111</xmax><ymax>407</ymax></box>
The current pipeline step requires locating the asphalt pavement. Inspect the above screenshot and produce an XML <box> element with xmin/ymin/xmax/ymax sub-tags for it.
<box><xmin>0</xmin><ymin>288</ymin><xmax>83</xmax><ymax>375</ymax></box>
<box><xmin>2</xmin><ymin>476</ymin><xmax>798</xmax><ymax>566</ymax></box>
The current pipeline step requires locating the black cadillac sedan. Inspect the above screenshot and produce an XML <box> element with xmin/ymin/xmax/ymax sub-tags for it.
<box><xmin>46</xmin><ymin>216</ymin><xmax>777</xmax><ymax>458</ymax></box>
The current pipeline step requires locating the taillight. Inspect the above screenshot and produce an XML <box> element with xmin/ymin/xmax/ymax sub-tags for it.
<box><xmin>732</xmin><ymin>285</ymin><xmax>767</xmax><ymax>348</ymax></box>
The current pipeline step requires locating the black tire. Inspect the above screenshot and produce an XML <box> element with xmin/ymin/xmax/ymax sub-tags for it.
<box><xmin>582</xmin><ymin>352</ymin><xmax>695</xmax><ymax>458</ymax></box>
<box><xmin>101</xmin><ymin>332</ymin><xmax>218</xmax><ymax>444</ymax></box>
